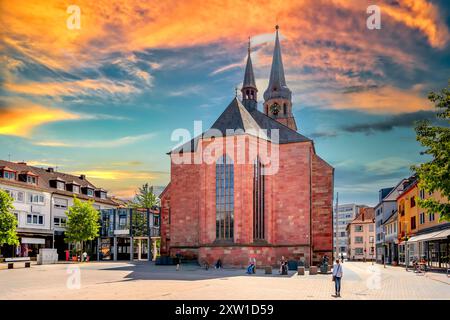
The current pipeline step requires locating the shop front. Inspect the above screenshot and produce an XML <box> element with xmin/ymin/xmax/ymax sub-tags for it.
<box><xmin>98</xmin><ymin>208</ymin><xmax>160</xmax><ymax>261</ymax></box>
<box><xmin>407</xmin><ymin>226</ymin><xmax>450</xmax><ymax>270</ymax></box>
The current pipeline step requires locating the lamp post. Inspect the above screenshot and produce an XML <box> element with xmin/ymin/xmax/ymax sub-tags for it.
<box><xmin>383</xmin><ymin>232</ymin><xmax>386</xmax><ymax>268</ymax></box>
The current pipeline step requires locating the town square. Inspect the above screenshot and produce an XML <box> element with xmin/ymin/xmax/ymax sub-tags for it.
<box><xmin>1</xmin><ymin>0</ymin><xmax>450</xmax><ymax>310</ymax></box>
<box><xmin>1</xmin><ymin>261</ymin><xmax>449</xmax><ymax>300</ymax></box>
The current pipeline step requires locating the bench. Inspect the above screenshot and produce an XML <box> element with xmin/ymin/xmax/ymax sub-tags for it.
<box><xmin>5</xmin><ymin>257</ymin><xmax>31</xmax><ymax>269</ymax></box>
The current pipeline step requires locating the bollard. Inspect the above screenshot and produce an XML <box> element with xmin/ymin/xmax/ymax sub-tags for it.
<box><xmin>309</xmin><ymin>266</ymin><xmax>318</xmax><ymax>275</ymax></box>
<box><xmin>297</xmin><ymin>266</ymin><xmax>305</xmax><ymax>275</ymax></box>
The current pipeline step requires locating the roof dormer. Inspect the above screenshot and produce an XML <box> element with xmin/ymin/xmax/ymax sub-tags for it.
<box><xmin>50</xmin><ymin>177</ymin><xmax>66</xmax><ymax>190</ymax></box>
<box><xmin>19</xmin><ymin>171</ymin><xmax>38</xmax><ymax>185</ymax></box>
<box><xmin>95</xmin><ymin>188</ymin><xmax>107</xmax><ymax>199</ymax></box>
<box><xmin>66</xmin><ymin>181</ymin><xmax>81</xmax><ymax>194</ymax></box>
<box><xmin>81</xmin><ymin>185</ymin><xmax>95</xmax><ymax>197</ymax></box>
<box><xmin>0</xmin><ymin>166</ymin><xmax>17</xmax><ymax>180</ymax></box>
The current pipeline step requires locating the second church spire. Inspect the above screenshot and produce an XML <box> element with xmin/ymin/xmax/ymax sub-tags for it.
<box><xmin>241</xmin><ymin>38</ymin><xmax>258</xmax><ymax>111</ymax></box>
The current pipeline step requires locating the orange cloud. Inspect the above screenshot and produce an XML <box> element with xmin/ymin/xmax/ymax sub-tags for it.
<box><xmin>321</xmin><ymin>85</ymin><xmax>433</xmax><ymax>114</ymax></box>
<box><xmin>4</xmin><ymin>79</ymin><xmax>139</xmax><ymax>97</ymax></box>
<box><xmin>1</xmin><ymin>0</ymin><xmax>448</xmax><ymax>72</ymax></box>
<box><xmin>0</xmin><ymin>102</ymin><xmax>81</xmax><ymax>137</ymax></box>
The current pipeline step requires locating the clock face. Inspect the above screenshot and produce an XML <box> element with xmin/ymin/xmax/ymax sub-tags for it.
<box><xmin>270</xmin><ymin>103</ymin><xmax>280</xmax><ymax>115</ymax></box>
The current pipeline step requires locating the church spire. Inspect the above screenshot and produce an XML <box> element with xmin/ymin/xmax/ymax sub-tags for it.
<box><xmin>263</xmin><ymin>25</ymin><xmax>291</xmax><ymax>102</ymax></box>
<box><xmin>241</xmin><ymin>37</ymin><xmax>258</xmax><ymax>111</ymax></box>
<box><xmin>263</xmin><ymin>25</ymin><xmax>297</xmax><ymax>131</ymax></box>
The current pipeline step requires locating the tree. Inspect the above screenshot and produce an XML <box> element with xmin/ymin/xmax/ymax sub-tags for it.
<box><xmin>0</xmin><ymin>190</ymin><xmax>19</xmax><ymax>256</ymax></box>
<box><xmin>412</xmin><ymin>80</ymin><xmax>450</xmax><ymax>222</ymax></box>
<box><xmin>64</xmin><ymin>196</ymin><xmax>100</xmax><ymax>257</ymax></box>
<box><xmin>132</xmin><ymin>183</ymin><xmax>159</xmax><ymax>209</ymax></box>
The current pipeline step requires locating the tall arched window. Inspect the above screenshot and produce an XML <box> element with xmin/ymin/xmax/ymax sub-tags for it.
<box><xmin>216</xmin><ymin>155</ymin><xmax>234</xmax><ymax>240</ymax></box>
<box><xmin>253</xmin><ymin>157</ymin><xmax>265</xmax><ymax>240</ymax></box>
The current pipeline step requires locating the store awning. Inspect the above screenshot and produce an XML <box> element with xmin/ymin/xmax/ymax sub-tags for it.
<box><xmin>407</xmin><ymin>231</ymin><xmax>441</xmax><ymax>242</ymax></box>
<box><xmin>432</xmin><ymin>228</ymin><xmax>450</xmax><ymax>240</ymax></box>
<box><xmin>407</xmin><ymin>229</ymin><xmax>450</xmax><ymax>242</ymax></box>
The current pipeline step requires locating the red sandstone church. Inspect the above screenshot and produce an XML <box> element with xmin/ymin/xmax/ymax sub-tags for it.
<box><xmin>160</xmin><ymin>26</ymin><xmax>334</xmax><ymax>267</ymax></box>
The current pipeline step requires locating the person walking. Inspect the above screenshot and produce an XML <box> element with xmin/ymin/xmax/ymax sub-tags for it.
<box><xmin>332</xmin><ymin>259</ymin><xmax>343</xmax><ymax>297</ymax></box>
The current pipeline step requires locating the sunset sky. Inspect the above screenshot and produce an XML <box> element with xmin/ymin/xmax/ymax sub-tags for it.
<box><xmin>1</xmin><ymin>0</ymin><xmax>449</xmax><ymax>205</ymax></box>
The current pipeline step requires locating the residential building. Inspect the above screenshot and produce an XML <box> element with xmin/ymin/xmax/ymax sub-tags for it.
<box><xmin>347</xmin><ymin>207</ymin><xmax>376</xmax><ymax>261</ymax></box>
<box><xmin>160</xmin><ymin>26</ymin><xmax>334</xmax><ymax>267</ymax></box>
<box><xmin>333</xmin><ymin>203</ymin><xmax>367</xmax><ymax>259</ymax></box>
<box><xmin>374</xmin><ymin>180</ymin><xmax>408</xmax><ymax>263</ymax></box>
<box><xmin>381</xmin><ymin>210</ymin><xmax>398</xmax><ymax>264</ymax></box>
<box><xmin>0</xmin><ymin>160</ymin><xmax>117</xmax><ymax>259</ymax></box>
<box><xmin>397</xmin><ymin>176</ymin><xmax>450</xmax><ymax>269</ymax></box>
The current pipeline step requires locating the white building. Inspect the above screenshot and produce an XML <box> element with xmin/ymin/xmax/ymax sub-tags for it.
<box><xmin>333</xmin><ymin>203</ymin><xmax>367</xmax><ymax>259</ymax></box>
<box><xmin>374</xmin><ymin>179</ymin><xmax>407</xmax><ymax>263</ymax></box>
<box><xmin>0</xmin><ymin>160</ymin><xmax>117</xmax><ymax>260</ymax></box>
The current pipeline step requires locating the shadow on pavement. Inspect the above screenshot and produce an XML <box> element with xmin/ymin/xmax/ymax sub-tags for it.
<box><xmin>93</xmin><ymin>261</ymin><xmax>333</xmax><ymax>282</ymax></box>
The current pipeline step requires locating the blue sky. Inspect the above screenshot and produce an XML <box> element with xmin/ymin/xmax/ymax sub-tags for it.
<box><xmin>1</xmin><ymin>0</ymin><xmax>449</xmax><ymax>205</ymax></box>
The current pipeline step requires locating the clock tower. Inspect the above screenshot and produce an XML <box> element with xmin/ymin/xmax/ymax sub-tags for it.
<box><xmin>263</xmin><ymin>25</ymin><xmax>297</xmax><ymax>131</ymax></box>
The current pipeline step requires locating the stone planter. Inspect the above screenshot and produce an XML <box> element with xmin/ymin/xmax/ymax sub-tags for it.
<box><xmin>265</xmin><ymin>266</ymin><xmax>272</xmax><ymax>274</ymax></box>
<box><xmin>309</xmin><ymin>266</ymin><xmax>318</xmax><ymax>275</ymax></box>
<box><xmin>297</xmin><ymin>266</ymin><xmax>305</xmax><ymax>275</ymax></box>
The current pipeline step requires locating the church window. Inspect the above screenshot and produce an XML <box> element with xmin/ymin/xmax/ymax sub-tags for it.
<box><xmin>216</xmin><ymin>155</ymin><xmax>234</xmax><ymax>240</ymax></box>
<box><xmin>253</xmin><ymin>157</ymin><xmax>265</xmax><ymax>240</ymax></box>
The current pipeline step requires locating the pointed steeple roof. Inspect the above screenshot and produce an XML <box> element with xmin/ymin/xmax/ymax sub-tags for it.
<box><xmin>243</xmin><ymin>39</ymin><xmax>256</xmax><ymax>89</ymax></box>
<box><xmin>263</xmin><ymin>25</ymin><xmax>292</xmax><ymax>101</ymax></box>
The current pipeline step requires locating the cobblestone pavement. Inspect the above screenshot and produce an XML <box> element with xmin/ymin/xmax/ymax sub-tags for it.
<box><xmin>1</xmin><ymin>261</ymin><xmax>449</xmax><ymax>300</ymax></box>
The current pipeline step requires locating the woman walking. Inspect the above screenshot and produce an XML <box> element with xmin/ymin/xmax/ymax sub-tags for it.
<box><xmin>332</xmin><ymin>259</ymin><xmax>343</xmax><ymax>297</ymax></box>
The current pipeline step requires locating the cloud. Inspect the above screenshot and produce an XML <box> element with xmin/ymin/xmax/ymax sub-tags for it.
<box><xmin>320</xmin><ymin>85</ymin><xmax>433</xmax><ymax>114</ymax></box>
<box><xmin>342</xmin><ymin>110</ymin><xmax>436</xmax><ymax>134</ymax></box>
<box><xmin>2</xmin><ymin>0</ymin><xmax>448</xmax><ymax>73</ymax></box>
<box><xmin>0</xmin><ymin>102</ymin><xmax>81</xmax><ymax>137</ymax></box>
<box><xmin>33</xmin><ymin>133</ymin><xmax>157</xmax><ymax>148</ymax></box>
<box><xmin>365</xmin><ymin>157</ymin><xmax>416</xmax><ymax>176</ymax></box>
<box><xmin>4</xmin><ymin>78</ymin><xmax>139</xmax><ymax>98</ymax></box>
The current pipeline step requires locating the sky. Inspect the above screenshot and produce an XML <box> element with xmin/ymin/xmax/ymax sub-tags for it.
<box><xmin>0</xmin><ymin>0</ymin><xmax>449</xmax><ymax>205</ymax></box>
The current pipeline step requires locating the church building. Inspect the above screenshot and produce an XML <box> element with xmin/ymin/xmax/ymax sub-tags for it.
<box><xmin>160</xmin><ymin>26</ymin><xmax>334</xmax><ymax>267</ymax></box>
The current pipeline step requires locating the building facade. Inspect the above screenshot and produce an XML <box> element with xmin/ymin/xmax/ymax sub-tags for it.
<box><xmin>347</xmin><ymin>207</ymin><xmax>375</xmax><ymax>261</ymax></box>
<box><xmin>98</xmin><ymin>208</ymin><xmax>160</xmax><ymax>261</ymax></box>
<box><xmin>397</xmin><ymin>176</ymin><xmax>450</xmax><ymax>269</ymax></box>
<box><xmin>0</xmin><ymin>160</ymin><xmax>117</xmax><ymax>259</ymax></box>
<box><xmin>333</xmin><ymin>203</ymin><xmax>366</xmax><ymax>259</ymax></box>
<box><xmin>381</xmin><ymin>210</ymin><xmax>398</xmax><ymax>264</ymax></box>
<box><xmin>160</xmin><ymin>26</ymin><xmax>334</xmax><ymax>267</ymax></box>
<box><xmin>374</xmin><ymin>180</ymin><xmax>407</xmax><ymax>263</ymax></box>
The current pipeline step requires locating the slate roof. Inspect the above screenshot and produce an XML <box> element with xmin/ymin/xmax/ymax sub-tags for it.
<box><xmin>0</xmin><ymin>160</ymin><xmax>116</xmax><ymax>205</ymax></box>
<box><xmin>170</xmin><ymin>97</ymin><xmax>311</xmax><ymax>154</ymax></box>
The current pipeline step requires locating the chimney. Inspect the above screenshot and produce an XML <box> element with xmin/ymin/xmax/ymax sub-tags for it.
<box><xmin>47</xmin><ymin>167</ymin><xmax>54</xmax><ymax>173</ymax></box>
<box><xmin>79</xmin><ymin>174</ymin><xmax>86</xmax><ymax>180</ymax></box>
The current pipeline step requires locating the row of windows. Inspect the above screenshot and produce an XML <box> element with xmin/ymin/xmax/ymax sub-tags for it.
<box><xmin>27</xmin><ymin>213</ymin><xmax>44</xmax><ymax>225</ymax></box>
<box><xmin>3</xmin><ymin>189</ymin><xmax>45</xmax><ymax>204</ymax></box>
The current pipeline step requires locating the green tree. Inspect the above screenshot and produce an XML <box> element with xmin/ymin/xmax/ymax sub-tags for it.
<box><xmin>0</xmin><ymin>190</ymin><xmax>19</xmax><ymax>256</ymax></box>
<box><xmin>413</xmin><ymin>80</ymin><xmax>450</xmax><ymax>222</ymax></box>
<box><xmin>64</xmin><ymin>196</ymin><xmax>100</xmax><ymax>257</ymax></box>
<box><xmin>132</xmin><ymin>183</ymin><xmax>159</xmax><ymax>209</ymax></box>
<box><xmin>132</xmin><ymin>184</ymin><xmax>159</xmax><ymax>236</ymax></box>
